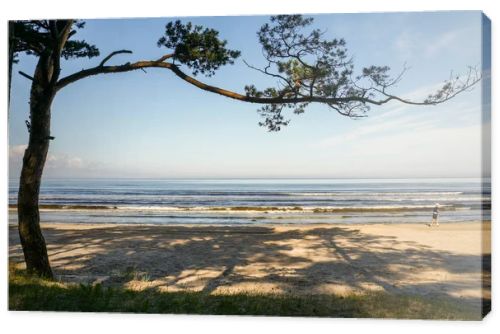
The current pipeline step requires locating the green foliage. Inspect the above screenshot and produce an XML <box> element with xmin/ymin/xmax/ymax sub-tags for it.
<box><xmin>246</xmin><ymin>15</ymin><xmax>401</xmax><ymax>131</ymax></box>
<box><xmin>9</xmin><ymin>20</ymin><xmax>100</xmax><ymax>60</ymax></box>
<box><xmin>158</xmin><ymin>20</ymin><xmax>241</xmax><ymax>76</ymax></box>
<box><xmin>61</xmin><ymin>40</ymin><xmax>100</xmax><ymax>59</ymax></box>
<box><xmin>9</xmin><ymin>20</ymin><xmax>99</xmax><ymax>71</ymax></box>
<box><xmin>423</xmin><ymin>67</ymin><xmax>480</xmax><ymax>104</ymax></box>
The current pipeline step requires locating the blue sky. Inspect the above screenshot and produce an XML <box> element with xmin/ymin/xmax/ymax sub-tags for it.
<box><xmin>8</xmin><ymin>11</ymin><xmax>488</xmax><ymax>179</ymax></box>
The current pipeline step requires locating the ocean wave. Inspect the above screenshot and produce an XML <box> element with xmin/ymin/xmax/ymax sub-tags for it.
<box><xmin>113</xmin><ymin>205</ymin><xmax>450</xmax><ymax>213</ymax></box>
<box><xmin>8</xmin><ymin>204</ymin><xmax>462</xmax><ymax>213</ymax></box>
<box><xmin>9</xmin><ymin>204</ymin><xmax>116</xmax><ymax>210</ymax></box>
<box><xmin>287</xmin><ymin>191</ymin><xmax>465</xmax><ymax>196</ymax></box>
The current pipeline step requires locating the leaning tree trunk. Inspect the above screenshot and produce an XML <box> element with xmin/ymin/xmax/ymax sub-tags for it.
<box><xmin>17</xmin><ymin>56</ymin><xmax>56</xmax><ymax>279</ymax></box>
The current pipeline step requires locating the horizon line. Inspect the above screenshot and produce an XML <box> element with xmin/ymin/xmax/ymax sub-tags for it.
<box><xmin>8</xmin><ymin>176</ymin><xmax>490</xmax><ymax>181</ymax></box>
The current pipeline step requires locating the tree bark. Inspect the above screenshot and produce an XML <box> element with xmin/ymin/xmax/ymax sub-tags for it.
<box><xmin>17</xmin><ymin>55</ymin><xmax>56</xmax><ymax>279</ymax></box>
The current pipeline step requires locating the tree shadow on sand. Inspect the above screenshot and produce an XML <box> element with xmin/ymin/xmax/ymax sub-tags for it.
<box><xmin>8</xmin><ymin>224</ymin><xmax>491</xmax><ymax>316</ymax></box>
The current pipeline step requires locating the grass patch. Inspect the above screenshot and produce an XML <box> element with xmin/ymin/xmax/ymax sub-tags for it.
<box><xmin>9</xmin><ymin>266</ymin><xmax>480</xmax><ymax>319</ymax></box>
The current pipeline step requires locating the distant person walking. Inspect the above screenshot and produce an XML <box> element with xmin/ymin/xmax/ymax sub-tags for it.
<box><xmin>429</xmin><ymin>203</ymin><xmax>440</xmax><ymax>227</ymax></box>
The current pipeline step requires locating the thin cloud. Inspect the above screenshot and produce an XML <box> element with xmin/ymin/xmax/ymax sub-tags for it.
<box><xmin>312</xmin><ymin>124</ymin><xmax>483</xmax><ymax>178</ymax></box>
<box><xmin>9</xmin><ymin>144</ymin><xmax>27</xmax><ymax>157</ymax></box>
<box><xmin>424</xmin><ymin>30</ymin><xmax>461</xmax><ymax>57</ymax></box>
<box><xmin>9</xmin><ymin>146</ymin><xmax>101</xmax><ymax>178</ymax></box>
<box><xmin>393</xmin><ymin>27</ymin><xmax>472</xmax><ymax>60</ymax></box>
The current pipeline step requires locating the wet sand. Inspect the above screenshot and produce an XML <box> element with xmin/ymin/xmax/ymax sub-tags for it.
<box><xmin>9</xmin><ymin>222</ymin><xmax>491</xmax><ymax>308</ymax></box>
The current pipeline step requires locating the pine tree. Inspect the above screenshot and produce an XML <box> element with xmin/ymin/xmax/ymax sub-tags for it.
<box><xmin>9</xmin><ymin>16</ymin><xmax>479</xmax><ymax>278</ymax></box>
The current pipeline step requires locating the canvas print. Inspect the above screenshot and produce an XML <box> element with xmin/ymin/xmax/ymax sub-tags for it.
<box><xmin>8</xmin><ymin>11</ymin><xmax>491</xmax><ymax>320</ymax></box>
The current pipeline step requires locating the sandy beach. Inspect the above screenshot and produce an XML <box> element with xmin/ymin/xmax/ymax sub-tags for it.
<box><xmin>9</xmin><ymin>222</ymin><xmax>491</xmax><ymax>309</ymax></box>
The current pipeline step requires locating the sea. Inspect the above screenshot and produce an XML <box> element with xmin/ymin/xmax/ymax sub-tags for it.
<box><xmin>8</xmin><ymin>178</ymin><xmax>491</xmax><ymax>226</ymax></box>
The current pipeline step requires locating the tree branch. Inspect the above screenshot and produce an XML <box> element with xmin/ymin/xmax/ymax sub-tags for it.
<box><xmin>99</xmin><ymin>50</ymin><xmax>133</xmax><ymax>67</ymax></box>
<box><xmin>167</xmin><ymin>64</ymin><xmax>481</xmax><ymax>107</ymax></box>
<box><xmin>49</xmin><ymin>20</ymin><xmax>74</xmax><ymax>88</ymax></box>
<box><xmin>155</xmin><ymin>53</ymin><xmax>175</xmax><ymax>62</ymax></box>
<box><xmin>243</xmin><ymin>59</ymin><xmax>293</xmax><ymax>89</ymax></box>
<box><xmin>56</xmin><ymin>54</ymin><xmax>481</xmax><ymax>111</ymax></box>
<box><xmin>19</xmin><ymin>71</ymin><xmax>34</xmax><ymax>81</ymax></box>
<box><xmin>56</xmin><ymin>58</ymin><xmax>169</xmax><ymax>90</ymax></box>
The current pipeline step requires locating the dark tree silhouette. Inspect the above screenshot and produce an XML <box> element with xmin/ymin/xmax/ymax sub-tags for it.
<box><xmin>9</xmin><ymin>15</ymin><xmax>480</xmax><ymax>278</ymax></box>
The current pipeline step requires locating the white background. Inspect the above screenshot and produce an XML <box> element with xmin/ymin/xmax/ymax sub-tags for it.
<box><xmin>0</xmin><ymin>0</ymin><xmax>497</xmax><ymax>333</ymax></box>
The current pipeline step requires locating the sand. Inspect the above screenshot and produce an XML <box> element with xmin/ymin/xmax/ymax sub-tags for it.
<box><xmin>9</xmin><ymin>222</ymin><xmax>491</xmax><ymax>308</ymax></box>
